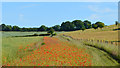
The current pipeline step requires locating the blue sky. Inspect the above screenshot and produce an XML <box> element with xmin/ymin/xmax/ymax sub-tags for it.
<box><xmin>2</xmin><ymin>2</ymin><xmax>118</xmax><ymax>27</ymax></box>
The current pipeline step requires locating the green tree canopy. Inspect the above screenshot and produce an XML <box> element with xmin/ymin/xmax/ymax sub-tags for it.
<box><xmin>12</xmin><ymin>26</ymin><xmax>20</xmax><ymax>31</ymax></box>
<box><xmin>5</xmin><ymin>25</ymin><xmax>12</xmax><ymax>31</ymax></box>
<box><xmin>47</xmin><ymin>27</ymin><xmax>54</xmax><ymax>34</ymax></box>
<box><xmin>21</xmin><ymin>27</ymin><xmax>28</xmax><ymax>32</ymax></box>
<box><xmin>92</xmin><ymin>24</ymin><xmax>98</xmax><ymax>29</ymax></box>
<box><xmin>95</xmin><ymin>21</ymin><xmax>105</xmax><ymax>29</ymax></box>
<box><xmin>61</xmin><ymin>21</ymin><xmax>75</xmax><ymax>31</ymax></box>
<box><xmin>0</xmin><ymin>19</ymin><xmax>106</xmax><ymax>31</ymax></box>
<box><xmin>115</xmin><ymin>21</ymin><xmax>119</xmax><ymax>26</ymax></box>
<box><xmin>72</xmin><ymin>20</ymin><xmax>85</xmax><ymax>30</ymax></box>
<box><xmin>38</xmin><ymin>25</ymin><xmax>47</xmax><ymax>31</ymax></box>
<box><xmin>52</xmin><ymin>25</ymin><xmax>60</xmax><ymax>31</ymax></box>
<box><xmin>84</xmin><ymin>20</ymin><xmax>92</xmax><ymax>29</ymax></box>
<box><xmin>1</xmin><ymin>24</ymin><xmax>6</xmax><ymax>31</ymax></box>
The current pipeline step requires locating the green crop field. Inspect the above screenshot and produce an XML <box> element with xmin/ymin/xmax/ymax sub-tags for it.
<box><xmin>2</xmin><ymin>31</ymin><xmax>64</xmax><ymax>37</ymax></box>
<box><xmin>1</xmin><ymin>25</ymin><xmax>120</xmax><ymax>66</ymax></box>
<box><xmin>2</xmin><ymin>31</ymin><xmax>65</xmax><ymax>66</ymax></box>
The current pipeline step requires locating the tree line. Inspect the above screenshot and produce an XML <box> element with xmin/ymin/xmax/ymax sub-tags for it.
<box><xmin>0</xmin><ymin>20</ymin><xmax>106</xmax><ymax>31</ymax></box>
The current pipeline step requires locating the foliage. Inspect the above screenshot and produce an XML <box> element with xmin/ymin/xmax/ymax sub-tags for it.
<box><xmin>47</xmin><ymin>27</ymin><xmax>55</xmax><ymax>34</ymax></box>
<box><xmin>12</xmin><ymin>26</ymin><xmax>20</xmax><ymax>31</ymax></box>
<box><xmin>92</xmin><ymin>24</ymin><xmax>98</xmax><ymax>29</ymax></box>
<box><xmin>52</xmin><ymin>25</ymin><xmax>60</xmax><ymax>31</ymax></box>
<box><xmin>41</xmin><ymin>42</ymin><xmax>45</xmax><ymax>45</ymax></box>
<box><xmin>54</xmin><ymin>33</ymin><xmax>57</xmax><ymax>35</ymax></box>
<box><xmin>0</xmin><ymin>19</ymin><xmax>106</xmax><ymax>31</ymax></box>
<box><xmin>72</xmin><ymin>20</ymin><xmax>84</xmax><ymax>30</ymax></box>
<box><xmin>84</xmin><ymin>20</ymin><xmax>92</xmax><ymax>29</ymax></box>
<box><xmin>115</xmin><ymin>21</ymin><xmax>119</xmax><ymax>26</ymax></box>
<box><xmin>33</xmin><ymin>33</ymin><xmax>39</xmax><ymax>36</ymax></box>
<box><xmin>38</xmin><ymin>25</ymin><xmax>47</xmax><ymax>31</ymax></box>
<box><xmin>81</xmin><ymin>26</ymin><xmax>86</xmax><ymax>31</ymax></box>
<box><xmin>95</xmin><ymin>21</ymin><xmax>105</xmax><ymax>29</ymax></box>
<box><xmin>61</xmin><ymin>21</ymin><xmax>75</xmax><ymax>31</ymax></box>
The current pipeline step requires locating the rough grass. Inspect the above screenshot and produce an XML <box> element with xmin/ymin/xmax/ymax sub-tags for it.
<box><xmin>2</xmin><ymin>31</ymin><xmax>64</xmax><ymax>66</ymax></box>
<box><xmin>58</xmin><ymin>35</ymin><xmax>119</xmax><ymax>66</ymax></box>
<box><xmin>83</xmin><ymin>41</ymin><xmax>120</xmax><ymax>62</ymax></box>
<box><xmin>2</xmin><ymin>36</ymin><xmax>43</xmax><ymax>65</ymax></box>
<box><xmin>57</xmin><ymin>24</ymin><xmax>120</xmax><ymax>66</ymax></box>
<box><xmin>61</xmin><ymin>25</ymin><xmax>118</xmax><ymax>41</ymax></box>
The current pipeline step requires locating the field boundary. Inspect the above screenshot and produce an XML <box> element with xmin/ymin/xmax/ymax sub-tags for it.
<box><xmin>84</xmin><ymin>43</ymin><xmax>120</xmax><ymax>63</ymax></box>
<box><xmin>62</xmin><ymin>34</ymin><xmax>120</xmax><ymax>63</ymax></box>
<box><xmin>62</xmin><ymin>34</ymin><xmax>118</xmax><ymax>46</ymax></box>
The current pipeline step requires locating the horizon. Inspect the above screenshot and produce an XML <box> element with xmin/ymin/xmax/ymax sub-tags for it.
<box><xmin>2</xmin><ymin>2</ymin><xmax>118</xmax><ymax>28</ymax></box>
<box><xmin>1</xmin><ymin>20</ymin><xmax>116</xmax><ymax>28</ymax></box>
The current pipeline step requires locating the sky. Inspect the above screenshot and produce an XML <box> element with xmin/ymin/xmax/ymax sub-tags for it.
<box><xmin>2</xmin><ymin>2</ymin><xmax>118</xmax><ymax>27</ymax></box>
<box><xmin>1</xmin><ymin>0</ymin><xmax>119</xmax><ymax>2</ymax></box>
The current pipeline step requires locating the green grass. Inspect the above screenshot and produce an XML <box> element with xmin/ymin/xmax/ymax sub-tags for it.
<box><xmin>1</xmin><ymin>24</ymin><xmax>119</xmax><ymax>66</ymax></box>
<box><xmin>2</xmin><ymin>31</ymin><xmax>64</xmax><ymax>37</ymax></box>
<box><xmin>2</xmin><ymin>36</ymin><xmax>43</xmax><ymax>64</ymax></box>
<box><xmin>83</xmin><ymin>40</ymin><xmax>120</xmax><ymax>61</ymax></box>
<box><xmin>2</xmin><ymin>31</ymin><xmax>64</xmax><ymax>65</ymax></box>
<box><xmin>58</xmin><ymin>35</ymin><xmax>119</xmax><ymax>66</ymax></box>
<box><xmin>2</xmin><ymin>32</ymin><xmax>47</xmax><ymax>37</ymax></box>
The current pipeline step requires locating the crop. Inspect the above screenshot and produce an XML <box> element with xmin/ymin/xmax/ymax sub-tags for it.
<box><xmin>3</xmin><ymin>37</ymin><xmax>92</xmax><ymax>66</ymax></box>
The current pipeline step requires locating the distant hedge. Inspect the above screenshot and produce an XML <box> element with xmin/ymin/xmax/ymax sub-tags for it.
<box><xmin>14</xmin><ymin>33</ymin><xmax>51</xmax><ymax>37</ymax></box>
<box><xmin>0</xmin><ymin>20</ymin><xmax>108</xmax><ymax>31</ymax></box>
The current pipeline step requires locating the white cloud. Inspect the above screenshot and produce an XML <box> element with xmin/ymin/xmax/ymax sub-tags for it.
<box><xmin>87</xmin><ymin>13</ymin><xmax>117</xmax><ymax>25</ymax></box>
<box><xmin>87</xmin><ymin>14</ymin><xmax>101</xmax><ymax>22</ymax></box>
<box><xmin>88</xmin><ymin>5</ymin><xmax>117</xmax><ymax>13</ymax></box>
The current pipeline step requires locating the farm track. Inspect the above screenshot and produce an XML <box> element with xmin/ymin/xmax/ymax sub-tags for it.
<box><xmin>84</xmin><ymin>43</ymin><xmax>120</xmax><ymax>63</ymax></box>
<box><xmin>61</xmin><ymin>35</ymin><xmax>119</xmax><ymax>65</ymax></box>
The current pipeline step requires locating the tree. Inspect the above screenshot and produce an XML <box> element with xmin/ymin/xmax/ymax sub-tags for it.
<box><xmin>81</xmin><ymin>26</ymin><xmax>86</xmax><ymax>31</ymax></box>
<box><xmin>1</xmin><ymin>24</ymin><xmax>6</xmax><ymax>31</ymax></box>
<box><xmin>20</xmin><ymin>27</ymin><xmax>28</xmax><ymax>32</ymax></box>
<box><xmin>47</xmin><ymin>27</ymin><xmax>55</xmax><ymax>37</ymax></box>
<box><xmin>5</xmin><ymin>25</ymin><xmax>12</xmax><ymax>31</ymax></box>
<box><xmin>46</xmin><ymin>27</ymin><xmax>50</xmax><ymax>31</ymax></box>
<box><xmin>92</xmin><ymin>24</ymin><xmax>98</xmax><ymax>29</ymax></box>
<box><xmin>95</xmin><ymin>21</ymin><xmax>105</xmax><ymax>29</ymax></box>
<box><xmin>60</xmin><ymin>21</ymin><xmax>75</xmax><ymax>31</ymax></box>
<box><xmin>72</xmin><ymin>20</ymin><xmax>85</xmax><ymax>30</ymax></box>
<box><xmin>115</xmin><ymin>21</ymin><xmax>119</xmax><ymax>26</ymax></box>
<box><xmin>12</xmin><ymin>26</ymin><xmax>20</xmax><ymax>31</ymax></box>
<box><xmin>52</xmin><ymin>25</ymin><xmax>60</xmax><ymax>31</ymax></box>
<box><xmin>84</xmin><ymin>20</ymin><xmax>92</xmax><ymax>29</ymax></box>
<box><xmin>0</xmin><ymin>24</ymin><xmax>1</xmax><ymax>31</ymax></box>
<box><xmin>38</xmin><ymin>25</ymin><xmax>47</xmax><ymax>31</ymax></box>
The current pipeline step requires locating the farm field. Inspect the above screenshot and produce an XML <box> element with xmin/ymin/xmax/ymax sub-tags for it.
<box><xmin>1</xmin><ymin>2</ymin><xmax>119</xmax><ymax>67</ymax></box>
<box><xmin>2</xmin><ymin>31</ymin><xmax>64</xmax><ymax>37</ymax></box>
<box><xmin>2</xmin><ymin>36</ymin><xmax>119</xmax><ymax>66</ymax></box>
<box><xmin>2</xmin><ymin>36</ymin><xmax>43</xmax><ymax>66</ymax></box>
<box><xmin>62</xmin><ymin>25</ymin><xmax>119</xmax><ymax>41</ymax></box>
<box><xmin>2</xmin><ymin>32</ymin><xmax>65</xmax><ymax>66</ymax></box>
<box><xmin>1</xmin><ymin>24</ymin><xmax>120</xmax><ymax>66</ymax></box>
